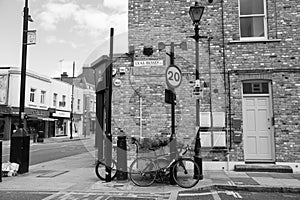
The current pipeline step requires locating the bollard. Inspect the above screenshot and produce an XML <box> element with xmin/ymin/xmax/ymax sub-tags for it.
<box><xmin>116</xmin><ymin>136</ymin><xmax>127</xmax><ymax>180</ymax></box>
<box><xmin>37</xmin><ymin>131</ymin><xmax>44</xmax><ymax>143</ymax></box>
<box><xmin>0</xmin><ymin>140</ymin><xmax>2</xmax><ymax>182</ymax></box>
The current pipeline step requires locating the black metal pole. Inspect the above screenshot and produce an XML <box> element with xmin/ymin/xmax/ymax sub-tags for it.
<box><xmin>0</xmin><ymin>140</ymin><xmax>2</xmax><ymax>182</ymax></box>
<box><xmin>70</xmin><ymin>61</ymin><xmax>75</xmax><ymax>139</ymax></box>
<box><xmin>19</xmin><ymin>0</ymin><xmax>29</xmax><ymax>127</ymax></box>
<box><xmin>169</xmin><ymin>42</ymin><xmax>178</xmax><ymax>185</ymax></box>
<box><xmin>228</xmin><ymin>71</ymin><xmax>232</xmax><ymax>150</ymax></box>
<box><xmin>10</xmin><ymin>0</ymin><xmax>30</xmax><ymax>174</ymax></box>
<box><xmin>193</xmin><ymin>24</ymin><xmax>203</xmax><ymax>180</ymax></box>
<box><xmin>105</xmin><ymin>28</ymin><xmax>114</xmax><ymax>182</ymax></box>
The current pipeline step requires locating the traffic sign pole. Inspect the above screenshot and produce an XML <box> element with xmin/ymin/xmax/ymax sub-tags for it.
<box><xmin>168</xmin><ymin>42</ymin><xmax>177</xmax><ymax>185</ymax></box>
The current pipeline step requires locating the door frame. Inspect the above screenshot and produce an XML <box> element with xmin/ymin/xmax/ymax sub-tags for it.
<box><xmin>242</xmin><ymin>80</ymin><xmax>275</xmax><ymax>162</ymax></box>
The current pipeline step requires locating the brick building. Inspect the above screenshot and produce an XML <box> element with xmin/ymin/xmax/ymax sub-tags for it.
<box><xmin>94</xmin><ymin>0</ymin><xmax>300</xmax><ymax>168</ymax></box>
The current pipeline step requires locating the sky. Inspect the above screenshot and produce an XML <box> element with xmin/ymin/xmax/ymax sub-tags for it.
<box><xmin>0</xmin><ymin>0</ymin><xmax>128</xmax><ymax>77</ymax></box>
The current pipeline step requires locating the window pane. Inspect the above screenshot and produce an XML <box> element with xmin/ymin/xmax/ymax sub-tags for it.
<box><xmin>240</xmin><ymin>17</ymin><xmax>264</xmax><ymax>37</ymax></box>
<box><xmin>262</xmin><ymin>83</ymin><xmax>269</xmax><ymax>93</ymax></box>
<box><xmin>243</xmin><ymin>83</ymin><xmax>252</xmax><ymax>94</ymax></box>
<box><xmin>240</xmin><ymin>0</ymin><xmax>264</xmax><ymax>15</ymax></box>
<box><xmin>243</xmin><ymin>82</ymin><xmax>269</xmax><ymax>94</ymax></box>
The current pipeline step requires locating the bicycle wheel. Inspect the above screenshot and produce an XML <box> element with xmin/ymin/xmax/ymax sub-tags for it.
<box><xmin>129</xmin><ymin>157</ymin><xmax>157</xmax><ymax>187</ymax></box>
<box><xmin>172</xmin><ymin>158</ymin><xmax>200</xmax><ymax>188</ymax></box>
<box><xmin>95</xmin><ymin>159</ymin><xmax>117</xmax><ymax>181</ymax></box>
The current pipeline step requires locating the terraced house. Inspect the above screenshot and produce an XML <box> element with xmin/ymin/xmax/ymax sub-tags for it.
<box><xmin>93</xmin><ymin>0</ymin><xmax>300</xmax><ymax>170</ymax></box>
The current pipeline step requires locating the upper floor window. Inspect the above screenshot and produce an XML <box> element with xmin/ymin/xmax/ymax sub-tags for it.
<box><xmin>40</xmin><ymin>90</ymin><xmax>46</xmax><ymax>104</ymax></box>
<box><xmin>30</xmin><ymin>88</ymin><xmax>36</xmax><ymax>103</ymax></box>
<box><xmin>53</xmin><ymin>93</ymin><xmax>57</xmax><ymax>107</ymax></box>
<box><xmin>77</xmin><ymin>99</ymin><xmax>80</xmax><ymax>111</ymax></box>
<box><xmin>62</xmin><ymin>95</ymin><xmax>66</xmax><ymax>107</ymax></box>
<box><xmin>59</xmin><ymin>95</ymin><xmax>66</xmax><ymax>107</ymax></box>
<box><xmin>239</xmin><ymin>0</ymin><xmax>267</xmax><ymax>40</ymax></box>
<box><xmin>90</xmin><ymin>100</ymin><xmax>93</xmax><ymax>112</ymax></box>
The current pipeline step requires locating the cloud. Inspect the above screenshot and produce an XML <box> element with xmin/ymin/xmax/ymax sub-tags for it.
<box><xmin>37</xmin><ymin>1</ymin><xmax>127</xmax><ymax>38</ymax></box>
<box><xmin>103</xmin><ymin>0</ymin><xmax>128</xmax><ymax>12</ymax></box>
<box><xmin>45</xmin><ymin>35</ymin><xmax>80</xmax><ymax>48</ymax></box>
<box><xmin>46</xmin><ymin>35</ymin><xmax>66</xmax><ymax>44</ymax></box>
<box><xmin>38</xmin><ymin>2</ymin><xmax>78</xmax><ymax>30</ymax></box>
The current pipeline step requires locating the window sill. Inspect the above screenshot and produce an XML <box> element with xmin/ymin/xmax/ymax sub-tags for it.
<box><xmin>28</xmin><ymin>103</ymin><xmax>37</xmax><ymax>107</ymax></box>
<box><xmin>228</xmin><ymin>39</ymin><xmax>281</xmax><ymax>44</ymax></box>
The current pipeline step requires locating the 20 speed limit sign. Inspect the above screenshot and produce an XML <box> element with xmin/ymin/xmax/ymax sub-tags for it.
<box><xmin>166</xmin><ymin>64</ymin><xmax>182</xmax><ymax>89</ymax></box>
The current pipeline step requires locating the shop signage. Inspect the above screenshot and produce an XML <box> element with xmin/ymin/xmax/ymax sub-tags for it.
<box><xmin>52</xmin><ymin>110</ymin><xmax>71</xmax><ymax>118</ymax></box>
<box><xmin>27</xmin><ymin>30</ymin><xmax>36</xmax><ymax>45</ymax></box>
<box><xmin>134</xmin><ymin>60</ymin><xmax>164</xmax><ymax>67</ymax></box>
<box><xmin>0</xmin><ymin>106</ymin><xmax>10</xmax><ymax>114</ymax></box>
<box><xmin>25</xmin><ymin>108</ymin><xmax>49</xmax><ymax>117</ymax></box>
<box><xmin>0</xmin><ymin>75</ymin><xmax>8</xmax><ymax>105</ymax></box>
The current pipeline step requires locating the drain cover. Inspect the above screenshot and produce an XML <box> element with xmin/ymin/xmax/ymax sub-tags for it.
<box><xmin>37</xmin><ymin>170</ymin><xmax>69</xmax><ymax>178</ymax></box>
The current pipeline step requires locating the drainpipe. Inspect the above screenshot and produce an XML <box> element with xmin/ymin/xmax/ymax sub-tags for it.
<box><xmin>139</xmin><ymin>97</ymin><xmax>142</xmax><ymax>138</ymax></box>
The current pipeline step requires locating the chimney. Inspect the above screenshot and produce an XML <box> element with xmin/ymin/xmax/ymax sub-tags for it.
<box><xmin>61</xmin><ymin>72</ymin><xmax>68</xmax><ymax>78</ymax></box>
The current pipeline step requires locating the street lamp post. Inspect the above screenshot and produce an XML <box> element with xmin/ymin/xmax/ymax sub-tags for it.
<box><xmin>10</xmin><ymin>0</ymin><xmax>33</xmax><ymax>174</ymax></box>
<box><xmin>189</xmin><ymin>1</ymin><xmax>205</xmax><ymax>180</ymax></box>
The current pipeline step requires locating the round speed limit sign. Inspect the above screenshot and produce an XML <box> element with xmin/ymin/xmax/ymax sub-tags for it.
<box><xmin>166</xmin><ymin>64</ymin><xmax>182</xmax><ymax>89</ymax></box>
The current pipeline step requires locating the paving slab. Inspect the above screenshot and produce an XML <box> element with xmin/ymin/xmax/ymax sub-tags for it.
<box><xmin>2</xmin><ymin>139</ymin><xmax>300</xmax><ymax>199</ymax></box>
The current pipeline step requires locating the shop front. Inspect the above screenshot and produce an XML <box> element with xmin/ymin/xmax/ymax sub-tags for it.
<box><xmin>51</xmin><ymin>110</ymin><xmax>71</xmax><ymax>137</ymax></box>
<box><xmin>24</xmin><ymin>108</ymin><xmax>51</xmax><ymax>139</ymax></box>
<box><xmin>73</xmin><ymin>113</ymin><xmax>82</xmax><ymax>138</ymax></box>
<box><xmin>0</xmin><ymin>106</ymin><xmax>11</xmax><ymax>140</ymax></box>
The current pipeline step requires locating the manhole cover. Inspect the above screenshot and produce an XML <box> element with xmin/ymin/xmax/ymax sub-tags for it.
<box><xmin>37</xmin><ymin>170</ymin><xmax>69</xmax><ymax>178</ymax></box>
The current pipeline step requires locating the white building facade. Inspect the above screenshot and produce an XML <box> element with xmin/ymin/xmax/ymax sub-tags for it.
<box><xmin>0</xmin><ymin>67</ymin><xmax>84</xmax><ymax>140</ymax></box>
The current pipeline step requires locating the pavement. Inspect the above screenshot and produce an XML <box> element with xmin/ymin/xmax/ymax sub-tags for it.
<box><xmin>1</xmin><ymin>137</ymin><xmax>300</xmax><ymax>200</ymax></box>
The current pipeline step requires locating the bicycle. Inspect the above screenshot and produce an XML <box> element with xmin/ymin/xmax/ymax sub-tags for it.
<box><xmin>129</xmin><ymin>137</ymin><xmax>201</xmax><ymax>188</ymax></box>
<box><xmin>95</xmin><ymin>137</ymin><xmax>132</xmax><ymax>181</ymax></box>
<box><xmin>95</xmin><ymin>157</ymin><xmax>117</xmax><ymax>181</ymax></box>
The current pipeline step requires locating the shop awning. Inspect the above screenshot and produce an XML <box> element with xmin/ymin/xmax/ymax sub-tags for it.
<box><xmin>37</xmin><ymin>117</ymin><xmax>57</xmax><ymax>121</ymax></box>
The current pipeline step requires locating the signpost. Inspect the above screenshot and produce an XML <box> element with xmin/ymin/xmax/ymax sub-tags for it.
<box><xmin>165</xmin><ymin>64</ymin><xmax>182</xmax><ymax>90</ymax></box>
<box><xmin>27</xmin><ymin>30</ymin><xmax>36</xmax><ymax>45</ymax></box>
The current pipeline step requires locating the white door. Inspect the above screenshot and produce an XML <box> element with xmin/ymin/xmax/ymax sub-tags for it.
<box><xmin>243</xmin><ymin>97</ymin><xmax>274</xmax><ymax>161</ymax></box>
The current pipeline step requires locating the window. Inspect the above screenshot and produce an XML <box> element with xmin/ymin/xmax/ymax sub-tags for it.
<box><xmin>59</xmin><ymin>95</ymin><xmax>66</xmax><ymax>107</ymax></box>
<box><xmin>30</xmin><ymin>88</ymin><xmax>36</xmax><ymax>103</ymax></box>
<box><xmin>53</xmin><ymin>93</ymin><xmax>57</xmax><ymax>107</ymax></box>
<box><xmin>40</xmin><ymin>91</ymin><xmax>46</xmax><ymax>104</ymax></box>
<box><xmin>243</xmin><ymin>82</ymin><xmax>269</xmax><ymax>94</ymax></box>
<box><xmin>90</xmin><ymin>100</ymin><xmax>94</xmax><ymax>112</ymax></box>
<box><xmin>62</xmin><ymin>95</ymin><xmax>66</xmax><ymax>107</ymax></box>
<box><xmin>77</xmin><ymin>99</ymin><xmax>80</xmax><ymax>110</ymax></box>
<box><xmin>239</xmin><ymin>0</ymin><xmax>267</xmax><ymax>40</ymax></box>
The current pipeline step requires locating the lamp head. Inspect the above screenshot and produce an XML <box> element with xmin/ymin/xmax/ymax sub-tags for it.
<box><xmin>189</xmin><ymin>2</ymin><xmax>205</xmax><ymax>25</ymax></box>
<box><xmin>28</xmin><ymin>15</ymin><xmax>34</xmax><ymax>22</ymax></box>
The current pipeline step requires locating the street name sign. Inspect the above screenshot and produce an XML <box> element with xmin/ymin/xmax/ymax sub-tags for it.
<box><xmin>134</xmin><ymin>60</ymin><xmax>164</xmax><ymax>67</ymax></box>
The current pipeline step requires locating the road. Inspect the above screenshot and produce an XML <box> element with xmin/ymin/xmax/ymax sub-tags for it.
<box><xmin>177</xmin><ymin>189</ymin><xmax>300</xmax><ymax>200</ymax></box>
<box><xmin>0</xmin><ymin>190</ymin><xmax>300</xmax><ymax>200</ymax></box>
<box><xmin>1</xmin><ymin>139</ymin><xmax>94</xmax><ymax>165</ymax></box>
<box><xmin>0</xmin><ymin>191</ymin><xmax>170</xmax><ymax>200</ymax></box>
